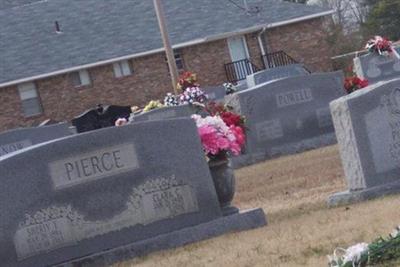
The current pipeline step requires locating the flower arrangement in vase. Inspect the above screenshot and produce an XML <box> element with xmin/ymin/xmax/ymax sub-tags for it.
<box><xmin>191</xmin><ymin>102</ymin><xmax>246</xmax><ymax>215</ymax></box>
<box><xmin>192</xmin><ymin>102</ymin><xmax>246</xmax><ymax>161</ymax></box>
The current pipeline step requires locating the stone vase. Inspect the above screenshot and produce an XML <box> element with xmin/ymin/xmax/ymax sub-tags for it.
<box><xmin>208</xmin><ymin>158</ymin><xmax>238</xmax><ymax>216</ymax></box>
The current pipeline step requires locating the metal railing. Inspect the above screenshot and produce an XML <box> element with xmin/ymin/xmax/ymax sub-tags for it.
<box><xmin>224</xmin><ymin>51</ymin><xmax>311</xmax><ymax>83</ymax></box>
<box><xmin>261</xmin><ymin>50</ymin><xmax>298</xmax><ymax>69</ymax></box>
<box><xmin>224</xmin><ymin>58</ymin><xmax>260</xmax><ymax>83</ymax></box>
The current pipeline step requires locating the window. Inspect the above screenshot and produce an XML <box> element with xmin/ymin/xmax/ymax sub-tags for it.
<box><xmin>18</xmin><ymin>82</ymin><xmax>43</xmax><ymax>117</ymax></box>
<box><xmin>174</xmin><ymin>52</ymin><xmax>185</xmax><ymax>71</ymax></box>
<box><xmin>113</xmin><ymin>60</ymin><xmax>132</xmax><ymax>78</ymax></box>
<box><xmin>70</xmin><ymin>70</ymin><xmax>91</xmax><ymax>87</ymax></box>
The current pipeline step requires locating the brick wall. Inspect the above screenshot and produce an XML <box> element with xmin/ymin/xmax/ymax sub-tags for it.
<box><xmin>266</xmin><ymin>17</ymin><xmax>333</xmax><ymax>72</ymax></box>
<box><xmin>182</xmin><ymin>38</ymin><xmax>232</xmax><ymax>86</ymax></box>
<box><xmin>0</xmin><ymin>16</ymin><xmax>334</xmax><ymax>131</ymax></box>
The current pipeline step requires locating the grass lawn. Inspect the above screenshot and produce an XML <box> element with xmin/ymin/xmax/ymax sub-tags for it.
<box><xmin>114</xmin><ymin>145</ymin><xmax>400</xmax><ymax>267</ymax></box>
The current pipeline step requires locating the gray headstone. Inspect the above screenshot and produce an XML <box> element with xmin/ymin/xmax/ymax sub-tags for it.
<box><xmin>354</xmin><ymin>53</ymin><xmax>400</xmax><ymax>84</ymax></box>
<box><xmin>0</xmin><ymin>118</ymin><xmax>266</xmax><ymax>266</ymax></box>
<box><xmin>246</xmin><ymin>64</ymin><xmax>309</xmax><ymax>88</ymax></box>
<box><xmin>235</xmin><ymin>80</ymin><xmax>248</xmax><ymax>91</ymax></box>
<box><xmin>203</xmin><ymin>86</ymin><xmax>226</xmax><ymax>101</ymax></box>
<box><xmin>129</xmin><ymin>104</ymin><xmax>197</xmax><ymax>123</ymax></box>
<box><xmin>0</xmin><ymin>123</ymin><xmax>71</xmax><ymax>157</ymax></box>
<box><xmin>227</xmin><ymin>71</ymin><xmax>345</xmax><ymax>168</ymax></box>
<box><xmin>328</xmin><ymin>78</ymin><xmax>400</xmax><ymax>206</ymax></box>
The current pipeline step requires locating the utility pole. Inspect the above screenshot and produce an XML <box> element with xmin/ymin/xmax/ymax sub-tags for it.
<box><xmin>153</xmin><ymin>0</ymin><xmax>180</xmax><ymax>95</ymax></box>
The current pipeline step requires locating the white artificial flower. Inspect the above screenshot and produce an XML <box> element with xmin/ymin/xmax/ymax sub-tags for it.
<box><xmin>391</xmin><ymin>228</ymin><xmax>400</xmax><ymax>238</ymax></box>
<box><xmin>342</xmin><ymin>243</ymin><xmax>369</xmax><ymax>265</ymax></box>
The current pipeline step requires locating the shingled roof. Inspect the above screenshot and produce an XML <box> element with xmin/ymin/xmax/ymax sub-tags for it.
<box><xmin>0</xmin><ymin>0</ymin><xmax>332</xmax><ymax>87</ymax></box>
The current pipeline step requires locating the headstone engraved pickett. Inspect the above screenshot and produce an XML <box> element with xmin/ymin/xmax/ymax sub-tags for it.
<box><xmin>0</xmin><ymin>123</ymin><xmax>71</xmax><ymax>157</ymax></box>
<box><xmin>328</xmin><ymin>78</ymin><xmax>400</xmax><ymax>206</ymax></box>
<box><xmin>0</xmin><ymin>118</ymin><xmax>266</xmax><ymax>267</ymax></box>
<box><xmin>129</xmin><ymin>104</ymin><xmax>196</xmax><ymax>123</ymax></box>
<box><xmin>148</xmin><ymin>109</ymin><xmax>177</xmax><ymax>120</ymax></box>
<box><xmin>227</xmin><ymin>71</ymin><xmax>344</xmax><ymax>168</ymax></box>
<box><xmin>354</xmin><ymin>53</ymin><xmax>400</xmax><ymax>84</ymax></box>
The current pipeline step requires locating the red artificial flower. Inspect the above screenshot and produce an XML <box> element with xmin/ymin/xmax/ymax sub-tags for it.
<box><xmin>344</xmin><ymin>76</ymin><xmax>369</xmax><ymax>94</ymax></box>
<box><xmin>221</xmin><ymin>111</ymin><xmax>242</xmax><ymax>127</ymax></box>
<box><xmin>177</xmin><ymin>71</ymin><xmax>198</xmax><ymax>91</ymax></box>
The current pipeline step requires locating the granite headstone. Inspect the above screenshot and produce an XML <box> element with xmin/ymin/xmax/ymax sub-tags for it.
<box><xmin>0</xmin><ymin>118</ymin><xmax>266</xmax><ymax>267</ymax></box>
<box><xmin>227</xmin><ymin>71</ymin><xmax>345</xmax><ymax>167</ymax></box>
<box><xmin>203</xmin><ymin>86</ymin><xmax>226</xmax><ymax>101</ymax></box>
<box><xmin>129</xmin><ymin>104</ymin><xmax>197</xmax><ymax>123</ymax></box>
<box><xmin>328</xmin><ymin>78</ymin><xmax>400</xmax><ymax>206</ymax></box>
<box><xmin>246</xmin><ymin>64</ymin><xmax>309</xmax><ymax>88</ymax></box>
<box><xmin>72</xmin><ymin>104</ymin><xmax>131</xmax><ymax>133</ymax></box>
<box><xmin>354</xmin><ymin>53</ymin><xmax>400</xmax><ymax>84</ymax></box>
<box><xmin>0</xmin><ymin>123</ymin><xmax>71</xmax><ymax>157</ymax></box>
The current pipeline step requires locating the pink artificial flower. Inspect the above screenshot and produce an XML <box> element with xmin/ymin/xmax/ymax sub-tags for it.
<box><xmin>230</xmin><ymin>125</ymin><xmax>245</xmax><ymax>146</ymax></box>
<box><xmin>115</xmin><ymin>118</ymin><xmax>128</xmax><ymax>126</ymax></box>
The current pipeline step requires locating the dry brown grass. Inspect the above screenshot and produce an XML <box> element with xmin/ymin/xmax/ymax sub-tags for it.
<box><xmin>114</xmin><ymin>145</ymin><xmax>400</xmax><ymax>267</ymax></box>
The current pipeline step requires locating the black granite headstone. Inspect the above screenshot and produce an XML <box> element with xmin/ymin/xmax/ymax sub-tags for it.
<box><xmin>72</xmin><ymin>104</ymin><xmax>131</xmax><ymax>133</ymax></box>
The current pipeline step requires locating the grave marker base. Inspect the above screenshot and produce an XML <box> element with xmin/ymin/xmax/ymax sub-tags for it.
<box><xmin>56</xmin><ymin>208</ymin><xmax>267</xmax><ymax>267</ymax></box>
<box><xmin>328</xmin><ymin>180</ymin><xmax>400</xmax><ymax>207</ymax></box>
<box><xmin>230</xmin><ymin>133</ymin><xmax>337</xmax><ymax>169</ymax></box>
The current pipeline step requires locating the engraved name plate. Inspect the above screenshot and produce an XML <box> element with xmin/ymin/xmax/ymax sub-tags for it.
<box><xmin>256</xmin><ymin>119</ymin><xmax>284</xmax><ymax>142</ymax></box>
<box><xmin>148</xmin><ymin>110</ymin><xmax>177</xmax><ymax>121</ymax></box>
<box><xmin>276</xmin><ymin>88</ymin><xmax>313</xmax><ymax>108</ymax></box>
<box><xmin>0</xmin><ymin>139</ymin><xmax>32</xmax><ymax>156</ymax></box>
<box><xmin>14</xmin><ymin>218</ymin><xmax>75</xmax><ymax>260</ymax></box>
<box><xmin>49</xmin><ymin>144</ymin><xmax>139</xmax><ymax>190</ymax></box>
<box><xmin>142</xmin><ymin>185</ymin><xmax>198</xmax><ymax>222</ymax></box>
<box><xmin>14</xmin><ymin>176</ymin><xmax>199</xmax><ymax>260</ymax></box>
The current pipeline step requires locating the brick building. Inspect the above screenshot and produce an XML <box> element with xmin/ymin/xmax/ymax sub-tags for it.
<box><xmin>0</xmin><ymin>0</ymin><xmax>334</xmax><ymax>131</ymax></box>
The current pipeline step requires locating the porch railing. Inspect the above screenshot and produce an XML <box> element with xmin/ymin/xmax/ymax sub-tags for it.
<box><xmin>224</xmin><ymin>58</ymin><xmax>260</xmax><ymax>83</ymax></box>
<box><xmin>261</xmin><ymin>50</ymin><xmax>298</xmax><ymax>69</ymax></box>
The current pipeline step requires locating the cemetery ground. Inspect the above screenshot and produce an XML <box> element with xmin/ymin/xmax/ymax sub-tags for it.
<box><xmin>115</xmin><ymin>145</ymin><xmax>400</xmax><ymax>267</ymax></box>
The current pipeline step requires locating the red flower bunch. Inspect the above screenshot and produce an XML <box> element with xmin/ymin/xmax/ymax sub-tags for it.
<box><xmin>177</xmin><ymin>71</ymin><xmax>199</xmax><ymax>91</ymax></box>
<box><xmin>344</xmin><ymin>76</ymin><xmax>369</xmax><ymax>94</ymax></box>
<box><xmin>365</xmin><ymin>36</ymin><xmax>393</xmax><ymax>55</ymax></box>
<box><xmin>220</xmin><ymin>111</ymin><xmax>242</xmax><ymax>127</ymax></box>
<box><xmin>205</xmin><ymin>102</ymin><xmax>245</xmax><ymax>128</ymax></box>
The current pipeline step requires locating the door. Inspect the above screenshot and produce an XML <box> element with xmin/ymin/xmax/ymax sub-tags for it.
<box><xmin>227</xmin><ymin>36</ymin><xmax>253</xmax><ymax>81</ymax></box>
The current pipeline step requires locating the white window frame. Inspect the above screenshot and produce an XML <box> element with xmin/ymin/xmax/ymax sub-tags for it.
<box><xmin>113</xmin><ymin>60</ymin><xmax>132</xmax><ymax>78</ymax></box>
<box><xmin>18</xmin><ymin>82</ymin><xmax>43</xmax><ymax>117</ymax></box>
<box><xmin>71</xmin><ymin>69</ymin><xmax>91</xmax><ymax>87</ymax></box>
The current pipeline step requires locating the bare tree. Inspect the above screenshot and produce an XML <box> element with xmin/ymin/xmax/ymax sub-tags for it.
<box><xmin>310</xmin><ymin>0</ymin><xmax>368</xmax><ymax>31</ymax></box>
